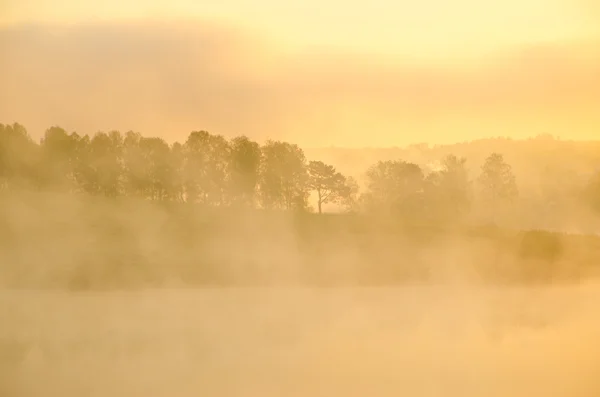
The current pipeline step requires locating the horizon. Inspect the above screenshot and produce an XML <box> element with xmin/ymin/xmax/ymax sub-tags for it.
<box><xmin>3</xmin><ymin>119</ymin><xmax>598</xmax><ymax>150</ymax></box>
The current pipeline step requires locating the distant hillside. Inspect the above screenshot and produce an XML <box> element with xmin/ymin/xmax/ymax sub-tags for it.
<box><xmin>305</xmin><ymin>136</ymin><xmax>600</xmax><ymax>184</ymax></box>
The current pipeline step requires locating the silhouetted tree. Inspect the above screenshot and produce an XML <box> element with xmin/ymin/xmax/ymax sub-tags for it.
<box><xmin>4</xmin><ymin>120</ymin><xmax>599</xmax><ymax>236</ymax></box>
<box><xmin>39</xmin><ymin>126</ymin><xmax>82</xmax><ymax>190</ymax></box>
<box><xmin>183</xmin><ymin>131</ymin><xmax>230</xmax><ymax>205</ymax></box>
<box><xmin>307</xmin><ymin>160</ymin><xmax>349</xmax><ymax>214</ymax></box>
<box><xmin>138</xmin><ymin>137</ymin><xmax>175</xmax><ymax>201</ymax></box>
<box><xmin>228</xmin><ymin>136</ymin><xmax>261</xmax><ymax>207</ymax></box>
<box><xmin>122</xmin><ymin>131</ymin><xmax>148</xmax><ymax>198</ymax></box>
<box><xmin>71</xmin><ymin>134</ymin><xmax>91</xmax><ymax>191</ymax></box>
<box><xmin>0</xmin><ymin>123</ymin><xmax>38</xmax><ymax>190</ymax></box>
<box><xmin>4</xmin><ymin>120</ymin><xmax>600</xmax><ymax>289</ymax></box>
<box><xmin>169</xmin><ymin>142</ymin><xmax>185</xmax><ymax>202</ymax></box>
<box><xmin>477</xmin><ymin>153</ymin><xmax>518</xmax><ymax>223</ymax></box>
<box><xmin>363</xmin><ymin>160</ymin><xmax>425</xmax><ymax>220</ymax></box>
<box><xmin>478</xmin><ymin>153</ymin><xmax>518</xmax><ymax>201</ymax></box>
<box><xmin>341</xmin><ymin>176</ymin><xmax>360</xmax><ymax>212</ymax></box>
<box><xmin>425</xmin><ymin>154</ymin><xmax>471</xmax><ymax>222</ymax></box>
<box><xmin>78</xmin><ymin>131</ymin><xmax>123</xmax><ymax>196</ymax></box>
<box><xmin>259</xmin><ymin>140</ymin><xmax>309</xmax><ymax>210</ymax></box>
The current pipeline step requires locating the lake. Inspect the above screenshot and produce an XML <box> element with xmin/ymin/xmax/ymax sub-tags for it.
<box><xmin>1</xmin><ymin>284</ymin><xmax>599</xmax><ymax>396</ymax></box>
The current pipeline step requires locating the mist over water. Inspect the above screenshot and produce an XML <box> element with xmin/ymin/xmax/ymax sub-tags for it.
<box><xmin>3</xmin><ymin>2</ymin><xmax>600</xmax><ymax>395</ymax></box>
<box><xmin>0</xmin><ymin>134</ymin><xmax>599</xmax><ymax>397</ymax></box>
<box><xmin>2</xmin><ymin>284</ymin><xmax>599</xmax><ymax>397</ymax></box>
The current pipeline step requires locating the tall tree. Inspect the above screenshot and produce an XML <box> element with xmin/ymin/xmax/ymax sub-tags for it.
<box><xmin>138</xmin><ymin>137</ymin><xmax>174</xmax><ymax>201</ymax></box>
<box><xmin>341</xmin><ymin>176</ymin><xmax>360</xmax><ymax>212</ymax></box>
<box><xmin>39</xmin><ymin>126</ymin><xmax>82</xmax><ymax>190</ymax></box>
<box><xmin>363</xmin><ymin>160</ymin><xmax>425</xmax><ymax>214</ymax></box>
<box><xmin>307</xmin><ymin>160</ymin><xmax>349</xmax><ymax>214</ymax></box>
<box><xmin>183</xmin><ymin>131</ymin><xmax>230</xmax><ymax>205</ymax></box>
<box><xmin>425</xmin><ymin>154</ymin><xmax>471</xmax><ymax>222</ymax></box>
<box><xmin>478</xmin><ymin>152</ymin><xmax>518</xmax><ymax>222</ymax></box>
<box><xmin>123</xmin><ymin>133</ymin><xmax>183</xmax><ymax>201</ymax></box>
<box><xmin>0</xmin><ymin>123</ymin><xmax>38</xmax><ymax>190</ymax></box>
<box><xmin>228</xmin><ymin>136</ymin><xmax>261</xmax><ymax>207</ymax></box>
<box><xmin>478</xmin><ymin>153</ymin><xmax>518</xmax><ymax>201</ymax></box>
<box><xmin>169</xmin><ymin>142</ymin><xmax>185</xmax><ymax>202</ymax></box>
<box><xmin>259</xmin><ymin>140</ymin><xmax>309</xmax><ymax>210</ymax></box>
<box><xmin>78</xmin><ymin>131</ymin><xmax>123</xmax><ymax>197</ymax></box>
<box><xmin>122</xmin><ymin>131</ymin><xmax>147</xmax><ymax>198</ymax></box>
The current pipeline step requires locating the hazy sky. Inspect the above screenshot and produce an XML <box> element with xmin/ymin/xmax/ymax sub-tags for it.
<box><xmin>1</xmin><ymin>0</ymin><xmax>599</xmax><ymax>146</ymax></box>
<box><xmin>3</xmin><ymin>0</ymin><xmax>599</xmax><ymax>58</ymax></box>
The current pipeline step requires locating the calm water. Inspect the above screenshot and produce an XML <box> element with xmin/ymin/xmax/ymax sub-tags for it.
<box><xmin>1</xmin><ymin>285</ymin><xmax>599</xmax><ymax>396</ymax></box>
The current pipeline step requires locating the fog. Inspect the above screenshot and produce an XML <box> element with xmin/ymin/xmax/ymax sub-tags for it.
<box><xmin>1</xmin><ymin>187</ymin><xmax>600</xmax><ymax>396</ymax></box>
<box><xmin>2</xmin><ymin>10</ymin><xmax>600</xmax><ymax>396</ymax></box>
<box><xmin>1</xmin><ymin>21</ymin><xmax>600</xmax><ymax>146</ymax></box>
<box><xmin>2</xmin><ymin>285</ymin><xmax>600</xmax><ymax>397</ymax></box>
<box><xmin>1</xmin><ymin>123</ymin><xmax>600</xmax><ymax>395</ymax></box>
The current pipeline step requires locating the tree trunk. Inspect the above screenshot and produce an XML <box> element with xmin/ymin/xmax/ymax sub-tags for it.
<box><xmin>318</xmin><ymin>190</ymin><xmax>322</xmax><ymax>214</ymax></box>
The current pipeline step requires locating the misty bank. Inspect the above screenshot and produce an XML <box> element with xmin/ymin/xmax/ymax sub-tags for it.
<box><xmin>1</xmin><ymin>191</ymin><xmax>599</xmax><ymax>289</ymax></box>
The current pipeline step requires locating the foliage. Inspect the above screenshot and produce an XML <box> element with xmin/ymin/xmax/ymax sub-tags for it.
<box><xmin>1</xmin><ymin>122</ymin><xmax>600</xmax><ymax>288</ymax></box>
<box><xmin>424</xmin><ymin>155</ymin><xmax>471</xmax><ymax>223</ymax></box>
<box><xmin>478</xmin><ymin>152</ymin><xmax>518</xmax><ymax>202</ymax></box>
<box><xmin>307</xmin><ymin>160</ymin><xmax>349</xmax><ymax>213</ymax></box>
<box><xmin>259</xmin><ymin>140</ymin><xmax>309</xmax><ymax>211</ymax></box>
<box><xmin>0</xmin><ymin>122</ymin><xmax>596</xmax><ymax>227</ymax></box>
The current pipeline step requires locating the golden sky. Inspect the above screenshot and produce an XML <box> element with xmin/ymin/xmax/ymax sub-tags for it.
<box><xmin>1</xmin><ymin>0</ymin><xmax>599</xmax><ymax>146</ymax></box>
<box><xmin>3</xmin><ymin>0</ymin><xmax>599</xmax><ymax>58</ymax></box>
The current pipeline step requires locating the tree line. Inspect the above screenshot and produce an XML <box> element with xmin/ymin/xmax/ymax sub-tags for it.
<box><xmin>1</xmin><ymin>123</ymin><xmax>355</xmax><ymax>211</ymax></box>
<box><xmin>3</xmin><ymin>122</ymin><xmax>600</xmax><ymax>288</ymax></box>
<box><xmin>2</xmin><ymin>122</ymin><xmax>598</xmax><ymax>224</ymax></box>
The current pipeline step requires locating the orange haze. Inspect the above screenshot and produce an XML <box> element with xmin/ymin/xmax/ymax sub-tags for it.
<box><xmin>1</xmin><ymin>0</ymin><xmax>599</xmax><ymax>146</ymax></box>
